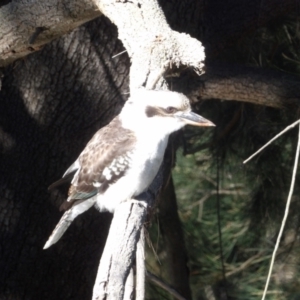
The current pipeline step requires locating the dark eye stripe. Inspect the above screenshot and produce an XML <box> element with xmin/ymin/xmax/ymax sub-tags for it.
<box><xmin>164</xmin><ymin>106</ymin><xmax>177</xmax><ymax>114</ymax></box>
<box><xmin>145</xmin><ymin>105</ymin><xmax>178</xmax><ymax>118</ymax></box>
<box><xmin>145</xmin><ymin>106</ymin><xmax>160</xmax><ymax>117</ymax></box>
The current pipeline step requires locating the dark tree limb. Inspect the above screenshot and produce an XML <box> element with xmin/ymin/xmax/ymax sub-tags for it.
<box><xmin>171</xmin><ymin>65</ymin><xmax>300</xmax><ymax>109</ymax></box>
<box><xmin>158</xmin><ymin>176</ymin><xmax>192</xmax><ymax>300</ymax></box>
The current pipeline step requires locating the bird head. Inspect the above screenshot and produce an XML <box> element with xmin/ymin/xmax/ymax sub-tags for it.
<box><xmin>121</xmin><ymin>89</ymin><xmax>215</xmax><ymax>135</ymax></box>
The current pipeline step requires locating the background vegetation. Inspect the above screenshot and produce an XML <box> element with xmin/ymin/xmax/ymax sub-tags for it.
<box><xmin>146</xmin><ymin>15</ymin><xmax>300</xmax><ymax>300</ymax></box>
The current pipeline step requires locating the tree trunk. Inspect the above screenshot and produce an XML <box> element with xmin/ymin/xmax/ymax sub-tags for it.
<box><xmin>0</xmin><ymin>16</ymin><xmax>128</xmax><ymax>300</ymax></box>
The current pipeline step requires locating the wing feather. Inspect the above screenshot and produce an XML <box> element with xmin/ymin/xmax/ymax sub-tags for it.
<box><xmin>45</xmin><ymin>117</ymin><xmax>137</xmax><ymax>248</ymax></box>
<box><xmin>58</xmin><ymin>117</ymin><xmax>136</xmax><ymax>209</ymax></box>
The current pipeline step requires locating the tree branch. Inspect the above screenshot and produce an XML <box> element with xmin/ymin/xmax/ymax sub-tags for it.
<box><xmin>2</xmin><ymin>0</ymin><xmax>300</xmax><ymax>109</ymax></box>
<box><xmin>92</xmin><ymin>161</ymin><xmax>164</xmax><ymax>300</ymax></box>
<box><xmin>0</xmin><ymin>0</ymin><xmax>100</xmax><ymax>67</ymax></box>
<box><xmin>171</xmin><ymin>65</ymin><xmax>300</xmax><ymax>109</ymax></box>
<box><xmin>136</xmin><ymin>227</ymin><xmax>145</xmax><ymax>300</ymax></box>
<box><xmin>92</xmin><ymin>201</ymin><xmax>147</xmax><ymax>300</ymax></box>
<box><xmin>92</xmin><ymin>0</ymin><xmax>205</xmax><ymax>89</ymax></box>
<box><xmin>124</xmin><ymin>268</ymin><xmax>134</xmax><ymax>300</ymax></box>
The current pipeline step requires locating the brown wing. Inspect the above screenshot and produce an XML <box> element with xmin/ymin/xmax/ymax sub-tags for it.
<box><xmin>62</xmin><ymin>117</ymin><xmax>136</xmax><ymax>209</ymax></box>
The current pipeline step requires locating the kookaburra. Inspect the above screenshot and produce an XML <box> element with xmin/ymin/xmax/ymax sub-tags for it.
<box><xmin>44</xmin><ymin>89</ymin><xmax>214</xmax><ymax>249</ymax></box>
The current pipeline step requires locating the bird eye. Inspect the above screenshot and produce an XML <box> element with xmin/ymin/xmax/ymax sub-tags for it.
<box><xmin>165</xmin><ymin>106</ymin><xmax>177</xmax><ymax>114</ymax></box>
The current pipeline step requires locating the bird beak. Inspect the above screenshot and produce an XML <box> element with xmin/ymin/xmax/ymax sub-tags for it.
<box><xmin>177</xmin><ymin>111</ymin><xmax>215</xmax><ymax>127</ymax></box>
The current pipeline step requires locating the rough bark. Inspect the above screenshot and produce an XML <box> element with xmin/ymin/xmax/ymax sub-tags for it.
<box><xmin>136</xmin><ymin>226</ymin><xmax>146</xmax><ymax>300</ymax></box>
<box><xmin>91</xmin><ymin>163</ymin><xmax>168</xmax><ymax>299</ymax></box>
<box><xmin>92</xmin><ymin>202</ymin><xmax>147</xmax><ymax>300</ymax></box>
<box><xmin>170</xmin><ymin>65</ymin><xmax>300</xmax><ymax>109</ymax></box>
<box><xmin>0</xmin><ymin>0</ymin><xmax>101</xmax><ymax>67</ymax></box>
<box><xmin>93</xmin><ymin>0</ymin><xmax>205</xmax><ymax>89</ymax></box>
<box><xmin>1</xmin><ymin>0</ymin><xmax>300</xmax><ymax>109</ymax></box>
<box><xmin>200</xmin><ymin>65</ymin><xmax>300</xmax><ymax>109</ymax></box>
<box><xmin>2</xmin><ymin>0</ymin><xmax>298</xmax><ymax>68</ymax></box>
<box><xmin>0</xmin><ymin>16</ymin><xmax>129</xmax><ymax>300</ymax></box>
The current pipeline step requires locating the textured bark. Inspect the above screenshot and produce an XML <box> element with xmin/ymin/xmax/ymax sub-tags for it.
<box><xmin>1</xmin><ymin>0</ymin><xmax>297</xmax><ymax>68</ymax></box>
<box><xmin>0</xmin><ymin>0</ymin><xmax>101</xmax><ymax>67</ymax></box>
<box><xmin>1</xmin><ymin>0</ymin><xmax>299</xmax><ymax>109</ymax></box>
<box><xmin>0</xmin><ymin>16</ymin><xmax>129</xmax><ymax>300</ymax></box>
<box><xmin>200</xmin><ymin>65</ymin><xmax>300</xmax><ymax>109</ymax></box>
<box><xmin>170</xmin><ymin>65</ymin><xmax>300</xmax><ymax>109</ymax></box>
<box><xmin>92</xmin><ymin>202</ymin><xmax>147</xmax><ymax>300</ymax></box>
<box><xmin>92</xmin><ymin>164</ymin><xmax>166</xmax><ymax>299</ymax></box>
<box><xmin>93</xmin><ymin>0</ymin><xmax>205</xmax><ymax>89</ymax></box>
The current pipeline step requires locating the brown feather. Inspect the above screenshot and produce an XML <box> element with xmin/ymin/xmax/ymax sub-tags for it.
<box><xmin>48</xmin><ymin>173</ymin><xmax>75</xmax><ymax>190</ymax></box>
<box><xmin>64</xmin><ymin>117</ymin><xmax>136</xmax><ymax>206</ymax></box>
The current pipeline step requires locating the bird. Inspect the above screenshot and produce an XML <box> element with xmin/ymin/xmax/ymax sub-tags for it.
<box><xmin>43</xmin><ymin>89</ymin><xmax>215</xmax><ymax>249</ymax></box>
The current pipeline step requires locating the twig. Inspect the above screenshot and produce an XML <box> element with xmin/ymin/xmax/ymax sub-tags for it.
<box><xmin>28</xmin><ymin>27</ymin><xmax>46</xmax><ymax>44</ymax></box>
<box><xmin>144</xmin><ymin>228</ymin><xmax>161</xmax><ymax>265</ymax></box>
<box><xmin>188</xmin><ymin>190</ymin><xmax>248</xmax><ymax>209</ymax></box>
<box><xmin>243</xmin><ymin>119</ymin><xmax>300</xmax><ymax>164</ymax></box>
<box><xmin>145</xmin><ymin>63</ymin><xmax>169</xmax><ymax>89</ymax></box>
<box><xmin>146</xmin><ymin>271</ymin><xmax>187</xmax><ymax>300</ymax></box>
<box><xmin>225</xmin><ymin>252</ymin><xmax>264</xmax><ymax>277</ymax></box>
<box><xmin>261</xmin><ymin>122</ymin><xmax>300</xmax><ymax>300</ymax></box>
<box><xmin>112</xmin><ymin>50</ymin><xmax>127</xmax><ymax>58</ymax></box>
<box><xmin>124</xmin><ymin>268</ymin><xmax>134</xmax><ymax>300</ymax></box>
<box><xmin>136</xmin><ymin>227</ymin><xmax>145</xmax><ymax>300</ymax></box>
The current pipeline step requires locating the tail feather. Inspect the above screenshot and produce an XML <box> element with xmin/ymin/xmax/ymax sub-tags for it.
<box><xmin>43</xmin><ymin>198</ymin><xmax>96</xmax><ymax>249</ymax></box>
<box><xmin>43</xmin><ymin>210</ymin><xmax>73</xmax><ymax>249</ymax></box>
<box><xmin>48</xmin><ymin>172</ymin><xmax>75</xmax><ymax>190</ymax></box>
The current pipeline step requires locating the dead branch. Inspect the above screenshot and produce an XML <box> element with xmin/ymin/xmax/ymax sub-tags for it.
<box><xmin>92</xmin><ymin>201</ymin><xmax>147</xmax><ymax>300</ymax></box>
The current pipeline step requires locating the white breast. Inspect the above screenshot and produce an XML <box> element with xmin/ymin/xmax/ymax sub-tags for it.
<box><xmin>96</xmin><ymin>134</ymin><xmax>169</xmax><ymax>212</ymax></box>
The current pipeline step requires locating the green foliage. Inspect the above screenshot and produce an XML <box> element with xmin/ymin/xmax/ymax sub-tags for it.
<box><xmin>172</xmin><ymin>146</ymin><xmax>300</xmax><ymax>299</ymax></box>
<box><xmin>146</xmin><ymin>15</ymin><xmax>300</xmax><ymax>300</ymax></box>
<box><xmin>147</xmin><ymin>121</ymin><xmax>300</xmax><ymax>299</ymax></box>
